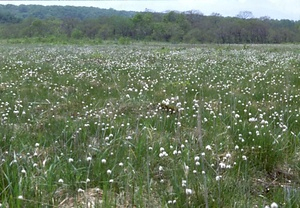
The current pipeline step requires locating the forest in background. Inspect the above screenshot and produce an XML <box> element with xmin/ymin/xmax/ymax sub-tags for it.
<box><xmin>0</xmin><ymin>4</ymin><xmax>300</xmax><ymax>44</ymax></box>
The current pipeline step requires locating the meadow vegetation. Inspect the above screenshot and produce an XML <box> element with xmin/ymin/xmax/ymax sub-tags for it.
<box><xmin>0</xmin><ymin>43</ymin><xmax>300</xmax><ymax>207</ymax></box>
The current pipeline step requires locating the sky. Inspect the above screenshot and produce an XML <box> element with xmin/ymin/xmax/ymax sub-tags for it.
<box><xmin>1</xmin><ymin>0</ymin><xmax>299</xmax><ymax>20</ymax></box>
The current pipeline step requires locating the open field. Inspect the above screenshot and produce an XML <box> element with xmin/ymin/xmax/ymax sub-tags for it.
<box><xmin>0</xmin><ymin>43</ymin><xmax>300</xmax><ymax>207</ymax></box>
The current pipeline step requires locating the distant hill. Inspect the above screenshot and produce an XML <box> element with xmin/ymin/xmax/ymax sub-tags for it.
<box><xmin>0</xmin><ymin>4</ymin><xmax>137</xmax><ymax>20</ymax></box>
<box><xmin>0</xmin><ymin>4</ymin><xmax>299</xmax><ymax>44</ymax></box>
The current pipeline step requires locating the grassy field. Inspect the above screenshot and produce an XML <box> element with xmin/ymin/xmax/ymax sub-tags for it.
<box><xmin>0</xmin><ymin>43</ymin><xmax>300</xmax><ymax>207</ymax></box>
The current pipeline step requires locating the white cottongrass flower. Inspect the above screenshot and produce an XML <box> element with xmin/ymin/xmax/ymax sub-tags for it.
<box><xmin>249</xmin><ymin>117</ymin><xmax>257</xmax><ymax>122</ymax></box>
<box><xmin>205</xmin><ymin>145</ymin><xmax>212</xmax><ymax>150</ymax></box>
<box><xmin>270</xmin><ymin>202</ymin><xmax>278</xmax><ymax>208</ymax></box>
<box><xmin>182</xmin><ymin>180</ymin><xmax>187</xmax><ymax>187</ymax></box>
<box><xmin>78</xmin><ymin>188</ymin><xmax>85</xmax><ymax>193</ymax></box>
<box><xmin>184</xmin><ymin>164</ymin><xmax>189</xmax><ymax>172</ymax></box>
<box><xmin>86</xmin><ymin>156</ymin><xmax>92</xmax><ymax>162</ymax></box>
<box><xmin>219</xmin><ymin>162</ymin><xmax>226</xmax><ymax>169</ymax></box>
<box><xmin>101</xmin><ymin>159</ymin><xmax>107</xmax><ymax>164</ymax></box>
<box><xmin>159</xmin><ymin>151</ymin><xmax>168</xmax><ymax>157</ymax></box>
<box><xmin>225</xmin><ymin>153</ymin><xmax>231</xmax><ymax>158</ymax></box>
<box><xmin>58</xmin><ymin>179</ymin><xmax>64</xmax><ymax>183</ymax></box>
<box><xmin>185</xmin><ymin>188</ymin><xmax>193</xmax><ymax>195</ymax></box>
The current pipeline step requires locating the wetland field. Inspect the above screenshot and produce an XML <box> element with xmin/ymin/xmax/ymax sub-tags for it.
<box><xmin>0</xmin><ymin>43</ymin><xmax>300</xmax><ymax>207</ymax></box>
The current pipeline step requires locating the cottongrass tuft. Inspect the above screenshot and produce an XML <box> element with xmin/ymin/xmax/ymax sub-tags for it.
<box><xmin>270</xmin><ymin>202</ymin><xmax>278</xmax><ymax>208</ymax></box>
<box><xmin>185</xmin><ymin>188</ymin><xmax>193</xmax><ymax>195</ymax></box>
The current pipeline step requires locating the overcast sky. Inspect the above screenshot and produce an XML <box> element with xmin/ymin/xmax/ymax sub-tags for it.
<box><xmin>1</xmin><ymin>0</ymin><xmax>299</xmax><ymax>20</ymax></box>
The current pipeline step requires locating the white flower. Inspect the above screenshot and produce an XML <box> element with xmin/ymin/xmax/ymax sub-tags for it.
<box><xmin>205</xmin><ymin>145</ymin><xmax>212</xmax><ymax>150</ymax></box>
<box><xmin>216</xmin><ymin>175</ymin><xmax>222</xmax><ymax>181</ymax></box>
<box><xmin>182</xmin><ymin>180</ymin><xmax>187</xmax><ymax>187</ymax></box>
<box><xmin>78</xmin><ymin>188</ymin><xmax>85</xmax><ymax>193</ymax></box>
<box><xmin>185</xmin><ymin>188</ymin><xmax>193</xmax><ymax>195</ymax></box>
<box><xmin>68</xmin><ymin>158</ymin><xmax>74</xmax><ymax>163</ymax></box>
<box><xmin>226</xmin><ymin>165</ymin><xmax>232</xmax><ymax>169</ymax></box>
<box><xmin>86</xmin><ymin>156</ymin><xmax>92</xmax><ymax>162</ymax></box>
<box><xmin>107</xmin><ymin>169</ymin><xmax>112</xmax><ymax>175</ymax></box>
<box><xmin>101</xmin><ymin>159</ymin><xmax>107</xmax><ymax>164</ymax></box>
<box><xmin>219</xmin><ymin>162</ymin><xmax>226</xmax><ymax>169</ymax></box>
<box><xmin>194</xmin><ymin>156</ymin><xmax>200</xmax><ymax>161</ymax></box>
<box><xmin>242</xmin><ymin>155</ymin><xmax>247</xmax><ymax>161</ymax></box>
<box><xmin>270</xmin><ymin>202</ymin><xmax>278</xmax><ymax>208</ymax></box>
<box><xmin>249</xmin><ymin>117</ymin><xmax>257</xmax><ymax>122</ymax></box>
<box><xmin>17</xmin><ymin>195</ymin><xmax>23</xmax><ymax>200</ymax></box>
<box><xmin>58</xmin><ymin>179</ymin><xmax>64</xmax><ymax>183</ymax></box>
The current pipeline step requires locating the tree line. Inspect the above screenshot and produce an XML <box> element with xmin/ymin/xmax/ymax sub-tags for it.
<box><xmin>0</xmin><ymin>5</ymin><xmax>300</xmax><ymax>44</ymax></box>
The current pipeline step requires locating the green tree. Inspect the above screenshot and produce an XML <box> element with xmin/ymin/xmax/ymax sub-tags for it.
<box><xmin>71</xmin><ymin>28</ymin><xmax>83</xmax><ymax>39</ymax></box>
<box><xmin>61</xmin><ymin>18</ymin><xmax>79</xmax><ymax>37</ymax></box>
<box><xmin>132</xmin><ymin>13</ymin><xmax>154</xmax><ymax>39</ymax></box>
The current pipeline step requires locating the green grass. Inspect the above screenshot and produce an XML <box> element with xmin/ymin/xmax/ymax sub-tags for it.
<box><xmin>0</xmin><ymin>43</ymin><xmax>300</xmax><ymax>207</ymax></box>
